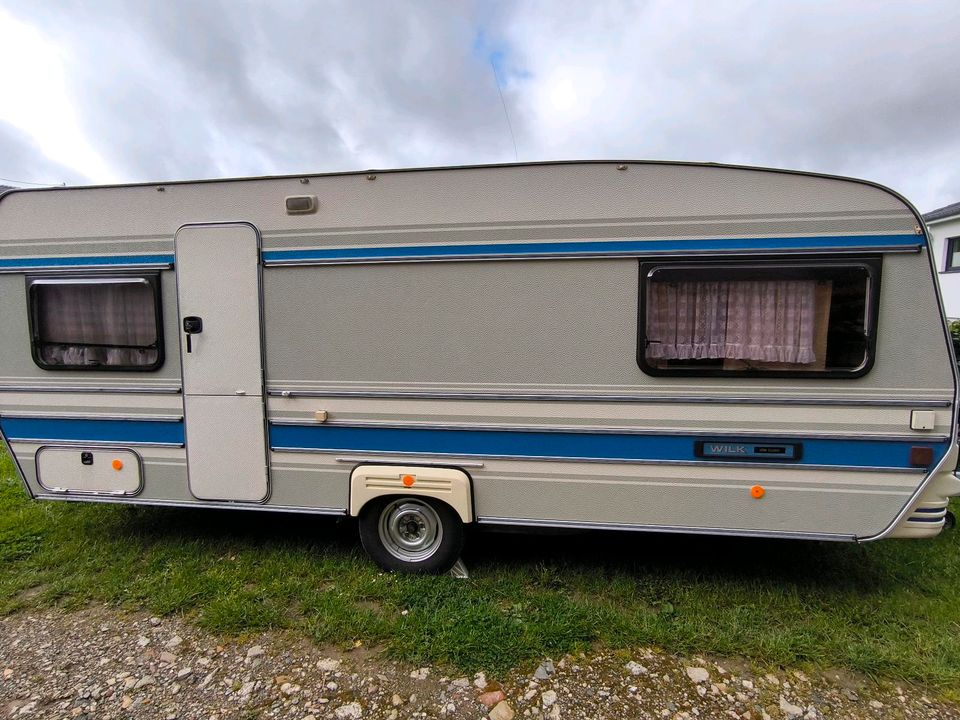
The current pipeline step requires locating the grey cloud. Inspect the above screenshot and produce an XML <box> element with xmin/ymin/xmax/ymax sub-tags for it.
<box><xmin>5</xmin><ymin>0</ymin><xmax>518</xmax><ymax>183</ymax></box>
<box><xmin>2</xmin><ymin>0</ymin><xmax>959</xmax><ymax>210</ymax></box>
<box><xmin>0</xmin><ymin>121</ymin><xmax>84</xmax><ymax>187</ymax></box>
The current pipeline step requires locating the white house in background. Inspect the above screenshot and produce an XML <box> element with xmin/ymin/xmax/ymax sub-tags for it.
<box><xmin>924</xmin><ymin>201</ymin><xmax>960</xmax><ymax>319</ymax></box>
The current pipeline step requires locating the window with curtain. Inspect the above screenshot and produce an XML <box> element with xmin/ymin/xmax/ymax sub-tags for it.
<box><xmin>639</xmin><ymin>262</ymin><xmax>877</xmax><ymax>376</ymax></box>
<box><xmin>28</xmin><ymin>276</ymin><xmax>163</xmax><ymax>370</ymax></box>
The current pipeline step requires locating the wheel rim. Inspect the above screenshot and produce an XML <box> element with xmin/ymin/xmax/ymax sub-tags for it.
<box><xmin>378</xmin><ymin>499</ymin><xmax>443</xmax><ymax>562</ymax></box>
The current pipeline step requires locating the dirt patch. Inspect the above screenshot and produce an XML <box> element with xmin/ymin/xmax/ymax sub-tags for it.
<box><xmin>0</xmin><ymin>606</ymin><xmax>956</xmax><ymax>719</ymax></box>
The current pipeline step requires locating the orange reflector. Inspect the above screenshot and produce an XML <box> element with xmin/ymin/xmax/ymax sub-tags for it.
<box><xmin>401</xmin><ymin>474</ymin><xmax>416</xmax><ymax>487</ymax></box>
<box><xmin>112</xmin><ymin>459</ymin><xmax>124</xmax><ymax>471</ymax></box>
<box><xmin>750</xmin><ymin>485</ymin><xmax>765</xmax><ymax>499</ymax></box>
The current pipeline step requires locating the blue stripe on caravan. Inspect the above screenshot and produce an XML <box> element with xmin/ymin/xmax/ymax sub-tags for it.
<box><xmin>261</xmin><ymin>234</ymin><xmax>921</xmax><ymax>264</ymax></box>
<box><xmin>0</xmin><ymin>254</ymin><xmax>175</xmax><ymax>269</ymax></box>
<box><xmin>0</xmin><ymin>417</ymin><xmax>947</xmax><ymax>470</ymax></box>
<box><xmin>269</xmin><ymin>424</ymin><xmax>947</xmax><ymax>469</ymax></box>
<box><xmin>0</xmin><ymin>417</ymin><xmax>184</xmax><ymax>445</ymax></box>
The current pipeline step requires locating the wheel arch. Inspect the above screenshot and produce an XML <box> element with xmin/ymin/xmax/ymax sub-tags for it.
<box><xmin>348</xmin><ymin>464</ymin><xmax>475</xmax><ymax>523</ymax></box>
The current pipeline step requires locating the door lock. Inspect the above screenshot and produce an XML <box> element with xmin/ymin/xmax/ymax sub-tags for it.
<box><xmin>183</xmin><ymin>316</ymin><xmax>203</xmax><ymax>353</ymax></box>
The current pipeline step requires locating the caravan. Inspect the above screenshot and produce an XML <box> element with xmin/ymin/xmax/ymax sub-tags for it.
<box><xmin>0</xmin><ymin>161</ymin><xmax>956</xmax><ymax>573</ymax></box>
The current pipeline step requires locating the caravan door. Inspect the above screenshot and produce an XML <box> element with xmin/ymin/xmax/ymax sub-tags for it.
<box><xmin>175</xmin><ymin>223</ymin><xmax>269</xmax><ymax>502</ymax></box>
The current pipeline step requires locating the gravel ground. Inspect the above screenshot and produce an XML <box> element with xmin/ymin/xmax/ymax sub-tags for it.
<box><xmin>0</xmin><ymin>607</ymin><xmax>956</xmax><ymax>719</ymax></box>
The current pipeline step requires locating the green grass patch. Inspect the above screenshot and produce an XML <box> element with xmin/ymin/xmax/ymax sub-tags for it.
<box><xmin>1</xmin><ymin>447</ymin><xmax>959</xmax><ymax>689</ymax></box>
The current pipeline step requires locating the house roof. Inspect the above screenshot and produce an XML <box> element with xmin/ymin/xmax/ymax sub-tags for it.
<box><xmin>924</xmin><ymin>201</ymin><xmax>960</xmax><ymax>223</ymax></box>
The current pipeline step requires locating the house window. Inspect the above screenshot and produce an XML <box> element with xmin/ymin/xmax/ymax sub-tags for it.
<box><xmin>945</xmin><ymin>237</ymin><xmax>960</xmax><ymax>272</ymax></box>
<box><xmin>638</xmin><ymin>260</ymin><xmax>879</xmax><ymax>377</ymax></box>
<box><xmin>27</xmin><ymin>275</ymin><xmax>164</xmax><ymax>370</ymax></box>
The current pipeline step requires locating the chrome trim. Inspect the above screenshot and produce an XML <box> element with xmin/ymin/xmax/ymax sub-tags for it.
<box><xmin>35</xmin><ymin>445</ymin><xmax>145</xmax><ymax>497</ymax></box>
<box><xmin>271</xmin><ymin>445</ymin><xmax>923</xmax><ymax>473</ymax></box>
<box><xmin>0</xmin><ymin>413</ymin><xmax>33</xmax><ymax>498</ymax></box>
<box><xmin>7</xmin><ymin>438</ymin><xmax>183</xmax><ymax>449</ymax></box>
<box><xmin>29</xmin><ymin>277</ymin><xmax>152</xmax><ymax>287</ymax></box>
<box><xmin>333</xmin><ymin>455</ymin><xmax>485</xmax><ymax>468</ymax></box>
<box><xmin>0</xmin><ymin>262</ymin><xmax>173</xmax><ymax>274</ymax></box>
<box><xmin>267</xmin><ymin>418</ymin><xmax>949</xmax><ymax>443</ymax></box>
<box><xmin>32</xmin><ymin>493</ymin><xmax>347</xmax><ymax>515</ymax></box>
<box><xmin>0</xmin><ymin>385</ymin><xmax>181</xmax><ymax>394</ymax></box>
<box><xmin>267</xmin><ymin>388</ymin><xmax>951</xmax><ymax>407</ymax></box>
<box><xmin>475</xmin><ymin>516</ymin><xmax>856</xmax><ymax>542</ymax></box>
<box><xmin>262</xmin><ymin>244</ymin><xmax>922</xmax><ymax>267</ymax></box>
<box><xmin>862</xmin><ymin>207</ymin><xmax>960</xmax><ymax>541</ymax></box>
<box><xmin>6</xmin><ymin>412</ymin><xmax>183</xmax><ymax>422</ymax></box>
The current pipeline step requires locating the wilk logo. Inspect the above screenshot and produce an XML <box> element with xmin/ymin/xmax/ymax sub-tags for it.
<box><xmin>709</xmin><ymin>444</ymin><xmax>747</xmax><ymax>454</ymax></box>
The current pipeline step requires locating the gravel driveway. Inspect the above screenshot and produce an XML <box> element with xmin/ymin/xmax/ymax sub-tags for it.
<box><xmin>0</xmin><ymin>607</ymin><xmax>956</xmax><ymax>719</ymax></box>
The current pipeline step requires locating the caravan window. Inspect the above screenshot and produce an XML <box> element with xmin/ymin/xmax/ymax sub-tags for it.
<box><xmin>27</xmin><ymin>276</ymin><xmax>163</xmax><ymax>370</ymax></box>
<box><xmin>638</xmin><ymin>260</ymin><xmax>879</xmax><ymax>377</ymax></box>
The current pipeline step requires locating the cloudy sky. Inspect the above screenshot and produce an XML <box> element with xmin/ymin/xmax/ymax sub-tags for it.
<box><xmin>1</xmin><ymin>0</ymin><xmax>958</xmax><ymax>212</ymax></box>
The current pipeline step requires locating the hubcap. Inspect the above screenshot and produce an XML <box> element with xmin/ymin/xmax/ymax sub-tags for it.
<box><xmin>378</xmin><ymin>499</ymin><xmax>443</xmax><ymax>562</ymax></box>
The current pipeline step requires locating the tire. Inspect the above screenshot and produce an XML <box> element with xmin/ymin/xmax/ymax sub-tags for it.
<box><xmin>358</xmin><ymin>496</ymin><xmax>465</xmax><ymax>574</ymax></box>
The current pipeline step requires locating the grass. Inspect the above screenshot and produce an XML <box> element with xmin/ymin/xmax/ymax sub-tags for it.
<box><xmin>1</xmin><ymin>448</ymin><xmax>959</xmax><ymax>692</ymax></box>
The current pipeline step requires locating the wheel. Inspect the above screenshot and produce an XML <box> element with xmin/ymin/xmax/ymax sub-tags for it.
<box><xmin>945</xmin><ymin>510</ymin><xmax>956</xmax><ymax>531</ymax></box>
<box><xmin>358</xmin><ymin>496</ymin><xmax>464</xmax><ymax>574</ymax></box>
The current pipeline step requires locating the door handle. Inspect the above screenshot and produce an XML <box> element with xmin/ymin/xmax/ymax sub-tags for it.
<box><xmin>183</xmin><ymin>316</ymin><xmax>203</xmax><ymax>353</ymax></box>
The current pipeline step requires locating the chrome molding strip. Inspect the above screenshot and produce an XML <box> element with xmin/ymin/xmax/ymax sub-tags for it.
<box><xmin>863</xmin><ymin>415</ymin><xmax>960</xmax><ymax>543</ymax></box>
<box><xmin>270</xmin><ymin>445</ymin><xmax>923</xmax><ymax>473</ymax></box>
<box><xmin>475</xmin><ymin>516</ymin><xmax>856</xmax><ymax>542</ymax></box>
<box><xmin>0</xmin><ymin>417</ymin><xmax>33</xmax><ymax>499</ymax></box>
<box><xmin>267</xmin><ymin>388</ymin><xmax>951</xmax><ymax>408</ymax></box>
<box><xmin>262</xmin><ymin>244</ymin><xmax>922</xmax><ymax>267</ymax></box>
<box><xmin>7</xmin><ymin>412</ymin><xmax>184</xmax><ymax>422</ymax></box>
<box><xmin>862</xmin><ymin>201</ymin><xmax>960</xmax><ymax>543</ymax></box>
<box><xmin>0</xmin><ymin>262</ymin><xmax>174</xmax><ymax>274</ymax></box>
<box><xmin>8</xmin><ymin>438</ymin><xmax>184</xmax><ymax>449</ymax></box>
<box><xmin>333</xmin><ymin>455</ymin><xmax>485</xmax><ymax>468</ymax></box>
<box><xmin>0</xmin><ymin>385</ymin><xmax>181</xmax><ymax>394</ymax></box>
<box><xmin>32</xmin><ymin>493</ymin><xmax>347</xmax><ymax>516</ymax></box>
<box><xmin>267</xmin><ymin>418</ymin><xmax>949</xmax><ymax>443</ymax></box>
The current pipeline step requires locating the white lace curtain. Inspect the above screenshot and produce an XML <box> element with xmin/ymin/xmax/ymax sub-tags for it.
<box><xmin>646</xmin><ymin>279</ymin><xmax>818</xmax><ymax>364</ymax></box>
<box><xmin>36</xmin><ymin>283</ymin><xmax>158</xmax><ymax>367</ymax></box>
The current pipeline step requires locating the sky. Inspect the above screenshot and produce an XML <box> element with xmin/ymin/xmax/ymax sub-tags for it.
<box><xmin>1</xmin><ymin>0</ymin><xmax>959</xmax><ymax>212</ymax></box>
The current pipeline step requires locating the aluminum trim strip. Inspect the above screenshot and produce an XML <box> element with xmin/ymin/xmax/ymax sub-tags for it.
<box><xmin>0</xmin><ymin>385</ymin><xmax>181</xmax><ymax>394</ymax></box>
<box><xmin>267</xmin><ymin>418</ymin><xmax>948</xmax><ymax>443</ymax></box>
<box><xmin>332</xmin><ymin>455</ymin><xmax>485</xmax><ymax>468</ymax></box>
<box><xmin>267</xmin><ymin>388</ymin><xmax>951</xmax><ymax>407</ymax></box>
<box><xmin>0</xmin><ymin>416</ymin><xmax>32</xmax><ymax>498</ymax></box>
<box><xmin>9</xmin><ymin>439</ymin><xmax>184</xmax><ymax>449</ymax></box>
<box><xmin>9</xmin><ymin>413</ymin><xmax>184</xmax><ymax>422</ymax></box>
<box><xmin>263</xmin><ymin>245</ymin><xmax>922</xmax><ymax>267</ymax></box>
<box><xmin>0</xmin><ymin>254</ymin><xmax>175</xmax><ymax>271</ymax></box>
<box><xmin>260</xmin><ymin>234</ymin><xmax>920</xmax><ymax>265</ymax></box>
<box><xmin>475</xmin><ymin>516</ymin><xmax>856</xmax><ymax>542</ymax></box>
<box><xmin>270</xmin><ymin>445</ymin><xmax>924</xmax><ymax>473</ymax></box>
<box><xmin>32</xmin><ymin>493</ymin><xmax>347</xmax><ymax>515</ymax></box>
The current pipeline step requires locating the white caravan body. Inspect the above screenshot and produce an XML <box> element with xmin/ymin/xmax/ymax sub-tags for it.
<box><xmin>0</xmin><ymin>161</ymin><xmax>957</xmax><ymax>571</ymax></box>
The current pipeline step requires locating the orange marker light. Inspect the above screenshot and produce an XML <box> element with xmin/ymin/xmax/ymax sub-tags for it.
<box><xmin>112</xmin><ymin>459</ymin><xmax>124</xmax><ymax>471</ymax></box>
<box><xmin>750</xmin><ymin>485</ymin><xmax>765</xmax><ymax>499</ymax></box>
<box><xmin>401</xmin><ymin>474</ymin><xmax>416</xmax><ymax>487</ymax></box>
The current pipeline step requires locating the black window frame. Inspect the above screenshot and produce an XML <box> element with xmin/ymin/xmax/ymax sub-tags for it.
<box><xmin>636</xmin><ymin>256</ymin><xmax>882</xmax><ymax>379</ymax></box>
<box><xmin>26</xmin><ymin>272</ymin><xmax>165</xmax><ymax>372</ymax></box>
<box><xmin>944</xmin><ymin>237</ymin><xmax>960</xmax><ymax>273</ymax></box>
